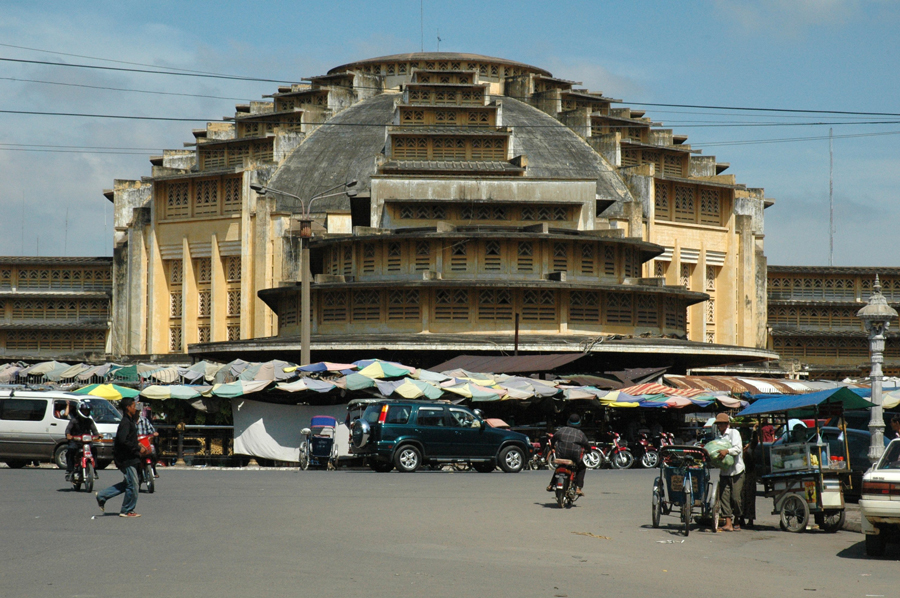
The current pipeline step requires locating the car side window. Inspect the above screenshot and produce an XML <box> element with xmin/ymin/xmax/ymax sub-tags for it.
<box><xmin>53</xmin><ymin>400</ymin><xmax>72</xmax><ymax>420</ymax></box>
<box><xmin>0</xmin><ymin>399</ymin><xmax>47</xmax><ymax>421</ymax></box>
<box><xmin>416</xmin><ymin>407</ymin><xmax>445</xmax><ymax>427</ymax></box>
<box><xmin>385</xmin><ymin>405</ymin><xmax>411</xmax><ymax>425</ymax></box>
<box><xmin>877</xmin><ymin>442</ymin><xmax>900</xmax><ymax>470</ymax></box>
<box><xmin>448</xmin><ymin>409</ymin><xmax>477</xmax><ymax>428</ymax></box>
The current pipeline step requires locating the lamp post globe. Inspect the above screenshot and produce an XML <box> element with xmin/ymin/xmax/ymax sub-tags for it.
<box><xmin>856</xmin><ymin>275</ymin><xmax>898</xmax><ymax>463</ymax></box>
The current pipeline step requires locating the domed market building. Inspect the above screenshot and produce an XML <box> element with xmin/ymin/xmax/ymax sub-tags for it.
<box><xmin>108</xmin><ymin>53</ymin><xmax>776</xmax><ymax>370</ymax></box>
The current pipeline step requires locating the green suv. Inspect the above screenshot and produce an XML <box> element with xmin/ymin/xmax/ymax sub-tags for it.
<box><xmin>349</xmin><ymin>401</ymin><xmax>530</xmax><ymax>473</ymax></box>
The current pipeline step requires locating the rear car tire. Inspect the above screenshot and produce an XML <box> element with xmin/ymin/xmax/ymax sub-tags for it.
<box><xmin>865</xmin><ymin>531</ymin><xmax>887</xmax><ymax>557</ymax></box>
<box><xmin>369</xmin><ymin>460</ymin><xmax>394</xmax><ymax>473</ymax></box>
<box><xmin>498</xmin><ymin>446</ymin><xmax>525</xmax><ymax>473</ymax></box>
<box><xmin>54</xmin><ymin>445</ymin><xmax>68</xmax><ymax>470</ymax></box>
<box><xmin>5</xmin><ymin>460</ymin><xmax>28</xmax><ymax>469</ymax></box>
<box><xmin>394</xmin><ymin>445</ymin><xmax>422</xmax><ymax>473</ymax></box>
<box><xmin>473</xmin><ymin>462</ymin><xmax>495</xmax><ymax>473</ymax></box>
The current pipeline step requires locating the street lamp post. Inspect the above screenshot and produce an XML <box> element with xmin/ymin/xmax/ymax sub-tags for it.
<box><xmin>250</xmin><ymin>180</ymin><xmax>357</xmax><ymax>365</ymax></box>
<box><xmin>856</xmin><ymin>274</ymin><xmax>898</xmax><ymax>464</ymax></box>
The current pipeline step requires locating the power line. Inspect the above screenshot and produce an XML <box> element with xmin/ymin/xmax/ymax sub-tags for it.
<box><xmin>5</xmin><ymin>44</ymin><xmax>900</xmax><ymax>120</ymax></box>
<box><xmin>3</xmin><ymin>127</ymin><xmax>900</xmax><ymax>157</ymax></box>
<box><xmin>0</xmin><ymin>42</ymin><xmax>257</xmax><ymax>78</ymax></box>
<box><xmin>3</xmin><ymin>108</ymin><xmax>900</xmax><ymax>129</ymax></box>
<box><xmin>619</xmin><ymin>100</ymin><xmax>900</xmax><ymax>118</ymax></box>
<box><xmin>0</xmin><ymin>57</ymin><xmax>292</xmax><ymax>84</ymax></box>
<box><xmin>0</xmin><ymin>76</ymin><xmax>254</xmax><ymax>101</ymax></box>
<box><xmin>0</xmin><ymin>142</ymin><xmax>162</xmax><ymax>150</ymax></box>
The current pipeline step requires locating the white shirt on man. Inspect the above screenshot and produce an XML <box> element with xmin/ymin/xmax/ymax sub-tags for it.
<box><xmin>715</xmin><ymin>426</ymin><xmax>745</xmax><ymax>477</ymax></box>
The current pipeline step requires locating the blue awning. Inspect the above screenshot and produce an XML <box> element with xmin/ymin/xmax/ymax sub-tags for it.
<box><xmin>737</xmin><ymin>387</ymin><xmax>872</xmax><ymax>417</ymax></box>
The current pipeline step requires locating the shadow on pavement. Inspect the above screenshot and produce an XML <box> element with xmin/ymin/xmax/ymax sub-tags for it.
<box><xmin>837</xmin><ymin>540</ymin><xmax>900</xmax><ymax>561</ymax></box>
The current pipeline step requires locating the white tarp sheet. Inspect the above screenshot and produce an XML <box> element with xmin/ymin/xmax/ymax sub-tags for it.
<box><xmin>232</xmin><ymin>398</ymin><xmax>305</xmax><ymax>462</ymax></box>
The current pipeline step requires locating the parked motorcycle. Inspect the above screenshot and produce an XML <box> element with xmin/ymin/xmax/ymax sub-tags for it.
<box><xmin>552</xmin><ymin>457</ymin><xmax>581</xmax><ymax>509</ymax></box>
<box><xmin>137</xmin><ymin>435</ymin><xmax>155</xmax><ymax>494</ymax></box>
<box><xmin>528</xmin><ymin>433</ymin><xmax>555</xmax><ymax>470</ymax></box>
<box><xmin>69</xmin><ymin>434</ymin><xmax>98</xmax><ymax>493</ymax></box>
<box><xmin>582</xmin><ymin>431</ymin><xmax>634</xmax><ymax>469</ymax></box>
<box><xmin>634</xmin><ymin>432</ymin><xmax>660</xmax><ymax>468</ymax></box>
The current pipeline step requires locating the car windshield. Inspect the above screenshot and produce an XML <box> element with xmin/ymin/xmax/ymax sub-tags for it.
<box><xmin>876</xmin><ymin>441</ymin><xmax>900</xmax><ymax>470</ymax></box>
<box><xmin>79</xmin><ymin>398</ymin><xmax>122</xmax><ymax>424</ymax></box>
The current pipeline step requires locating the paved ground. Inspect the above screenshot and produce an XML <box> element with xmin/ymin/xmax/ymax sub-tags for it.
<box><xmin>1</xmin><ymin>465</ymin><xmax>897</xmax><ymax>598</ymax></box>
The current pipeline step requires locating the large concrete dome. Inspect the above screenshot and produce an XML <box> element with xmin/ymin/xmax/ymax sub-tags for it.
<box><xmin>267</xmin><ymin>93</ymin><xmax>632</xmax><ymax>213</ymax></box>
<box><xmin>328</xmin><ymin>52</ymin><xmax>552</xmax><ymax>77</ymax></box>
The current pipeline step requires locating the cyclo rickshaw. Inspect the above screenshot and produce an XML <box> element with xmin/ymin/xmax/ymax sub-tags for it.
<box><xmin>651</xmin><ymin>445</ymin><xmax>719</xmax><ymax>536</ymax></box>
<box><xmin>299</xmin><ymin>415</ymin><xmax>339</xmax><ymax>470</ymax></box>
<box><xmin>735</xmin><ymin>387</ymin><xmax>866</xmax><ymax>533</ymax></box>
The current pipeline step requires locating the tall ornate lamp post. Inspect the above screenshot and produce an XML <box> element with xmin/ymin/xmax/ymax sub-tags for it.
<box><xmin>856</xmin><ymin>275</ymin><xmax>898</xmax><ymax>463</ymax></box>
<box><xmin>250</xmin><ymin>180</ymin><xmax>357</xmax><ymax>365</ymax></box>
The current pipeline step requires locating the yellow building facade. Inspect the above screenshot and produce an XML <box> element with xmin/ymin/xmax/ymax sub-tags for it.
<box><xmin>0</xmin><ymin>257</ymin><xmax>111</xmax><ymax>359</ymax></box>
<box><xmin>768</xmin><ymin>266</ymin><xmax>900</xmax><ymax>378</ymax></box>
<box><xmin>109</xmin><ymin>53</ymin><xmax>773</xmax><ymax>366</ymax></box>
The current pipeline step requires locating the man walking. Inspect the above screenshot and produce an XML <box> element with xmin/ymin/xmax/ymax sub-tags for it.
<box><xmin>96</xmin><ymin>397</ymin><xmax>144</xmax><ymax>518</ymax></box>
<box><xmin>714</xmin><ymin>413</ymin><xmax>745</xmax><ymax>532</ymax></box>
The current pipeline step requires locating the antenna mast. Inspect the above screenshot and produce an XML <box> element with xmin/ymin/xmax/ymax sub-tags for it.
<box><xmin>829</xmin><ymin>127</ymin><xmax>834</xmax><ymax>267</ymax></box>
<box><xmin>420</xmin><ymin>0</ymin><xmax>424</xmax><ymax>52</ymax></box>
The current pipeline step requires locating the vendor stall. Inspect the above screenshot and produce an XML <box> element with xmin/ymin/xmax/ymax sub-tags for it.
<box><xmin>736</xmin><ymin>387</ymin><xmax>872</xmax><ymax>533</ymax></box>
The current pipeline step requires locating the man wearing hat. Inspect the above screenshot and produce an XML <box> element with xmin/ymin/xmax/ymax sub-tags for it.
<box><xmin>546</xmin><ymin>413</ymin><xmax>593</xmax><ymax>496</ymax></box>
<box><xmin>714</xmin><ymin>413</ymin><xmax>745</xmax><ymax>532</ymax></box>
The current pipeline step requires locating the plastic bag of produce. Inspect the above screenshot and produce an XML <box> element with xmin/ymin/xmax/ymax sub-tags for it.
<box><xmin>704</xmin><ymin>438</ymin><xmax>735</xmax><ymax>469</ymax></box>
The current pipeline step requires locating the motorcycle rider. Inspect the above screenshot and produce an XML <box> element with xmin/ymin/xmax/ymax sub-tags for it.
<box><xmin>65</xmin><ymin>403</ymin><xmax>99</xmax><ymax>482</ymax></box>
<box><xmin>137</xmin><ymin>407</ymin><xmax>160</xmax><ymax>478</ymax></box>
<box><xmin>546</xmin><ymin>413</ymin><xmax>593</xmax><ymax>496</ymax></box>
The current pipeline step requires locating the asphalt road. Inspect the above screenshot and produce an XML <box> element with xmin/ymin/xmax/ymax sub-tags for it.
<box><xmin>1</xmin><ymin>465</ymin><xmax>896</xmax><ymax>598</ymax></box>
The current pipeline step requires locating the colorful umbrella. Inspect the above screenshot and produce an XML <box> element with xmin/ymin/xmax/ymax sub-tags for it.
<box><xmin>356</xmin><ymin>360</ymin><xmax>411</xmax><ymax>379</ymax></box>
<box><xmin>394</xmin><ymin>378</ymin><xmax>444</xmax><ymax>400</ymax></box>
<box><xmin>298</xmin><ymin>361</ymin><xmax>358</xmax><ymax>373</ymax></box>
<box><xmin>210</xmin><ymin>379</ymin><xmax>271</xmax><ymax>398</ymax></box>
<box><xmin>73</xmin><ymin>383</ymin><xmax>140</xmax><ymax>401</ymax></box>
<box><xmin>275</xmin><ymin>378</ymin><xmax>336</xmax><ymax>393</ymax></box>
<box><xmin>443</xmin><ymin>382</ymin><xmax>501</xmax><ymax>402</ymax></box>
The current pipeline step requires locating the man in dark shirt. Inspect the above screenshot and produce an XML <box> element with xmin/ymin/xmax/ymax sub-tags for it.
<box><xmin>65</xmin><ymin>403</ymin><xmax>99</xmax><ymax>481</ymax></box>
<box><xmin>96</xmin><ymin>397</ymin><xmax>144</xmax><ymax>518</ymax></box>
<box><xmin>547</xmin><ymin>413</ymin><xmax>593</xmax><ymax>496</ymax></box>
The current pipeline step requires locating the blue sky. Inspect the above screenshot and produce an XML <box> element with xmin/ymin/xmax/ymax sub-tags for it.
<box><xmin>1</xmin><ymin>0</ymin><xmax>898</xmax><ymax>265</ymax></box>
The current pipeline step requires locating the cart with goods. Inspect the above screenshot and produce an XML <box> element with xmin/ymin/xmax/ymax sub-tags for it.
<box><xmin>651</xmin><ymin>445</ymin><xmax>719</xmax><ymax>536</ymax></box>
<box><xmin>735</xmin><ymin>388</ymin><xmax>869</xmax><ymax>533</ymax></box>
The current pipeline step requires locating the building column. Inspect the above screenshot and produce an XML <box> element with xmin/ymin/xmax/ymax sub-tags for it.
<box><xmin>211</xmin><ymin>234</ymin><xmax>226</xmax><ymax>342</ymax></box>
<box><xmin>182</xmin><ymin>238</ymin><xmax>198</xmax><ymax>349</ymax></box>
<box><xmin>147</xmin><ymin>229</ymin><xmax>167</xmax><ymax>354</ymax></box>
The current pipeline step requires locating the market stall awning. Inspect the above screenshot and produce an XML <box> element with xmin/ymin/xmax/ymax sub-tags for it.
<box><xmin>736</xmin><ymin>387</ymin><xmax>873</xmax><ymax>417</ymax></box>
<box><xmin>619</xmin><ymin>382</ymin><xmax>708</xmax><ymax>398</ymax></box>
<box><xmin>140</xmin><ymin>385</ymin><xmax>211</xmax><ymax>400</ymax></box>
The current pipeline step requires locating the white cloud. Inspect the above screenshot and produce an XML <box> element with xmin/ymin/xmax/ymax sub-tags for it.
<box><xmin>713</xmin><ymin>0</ymin><xmax>863</xmax><ymax>36</ymax></box>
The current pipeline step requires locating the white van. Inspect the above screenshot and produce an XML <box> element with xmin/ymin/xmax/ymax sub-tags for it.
<box><xmin>0</xmin><ymin>389</ymin><xmax>121</xmax><ymax>469</ymax></box>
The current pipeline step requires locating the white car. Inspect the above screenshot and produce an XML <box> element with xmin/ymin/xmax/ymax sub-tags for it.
<box><xmin>860</xmin><ymin>438</ymin><xmax>900</xmax><ymax>556</ymax></box>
